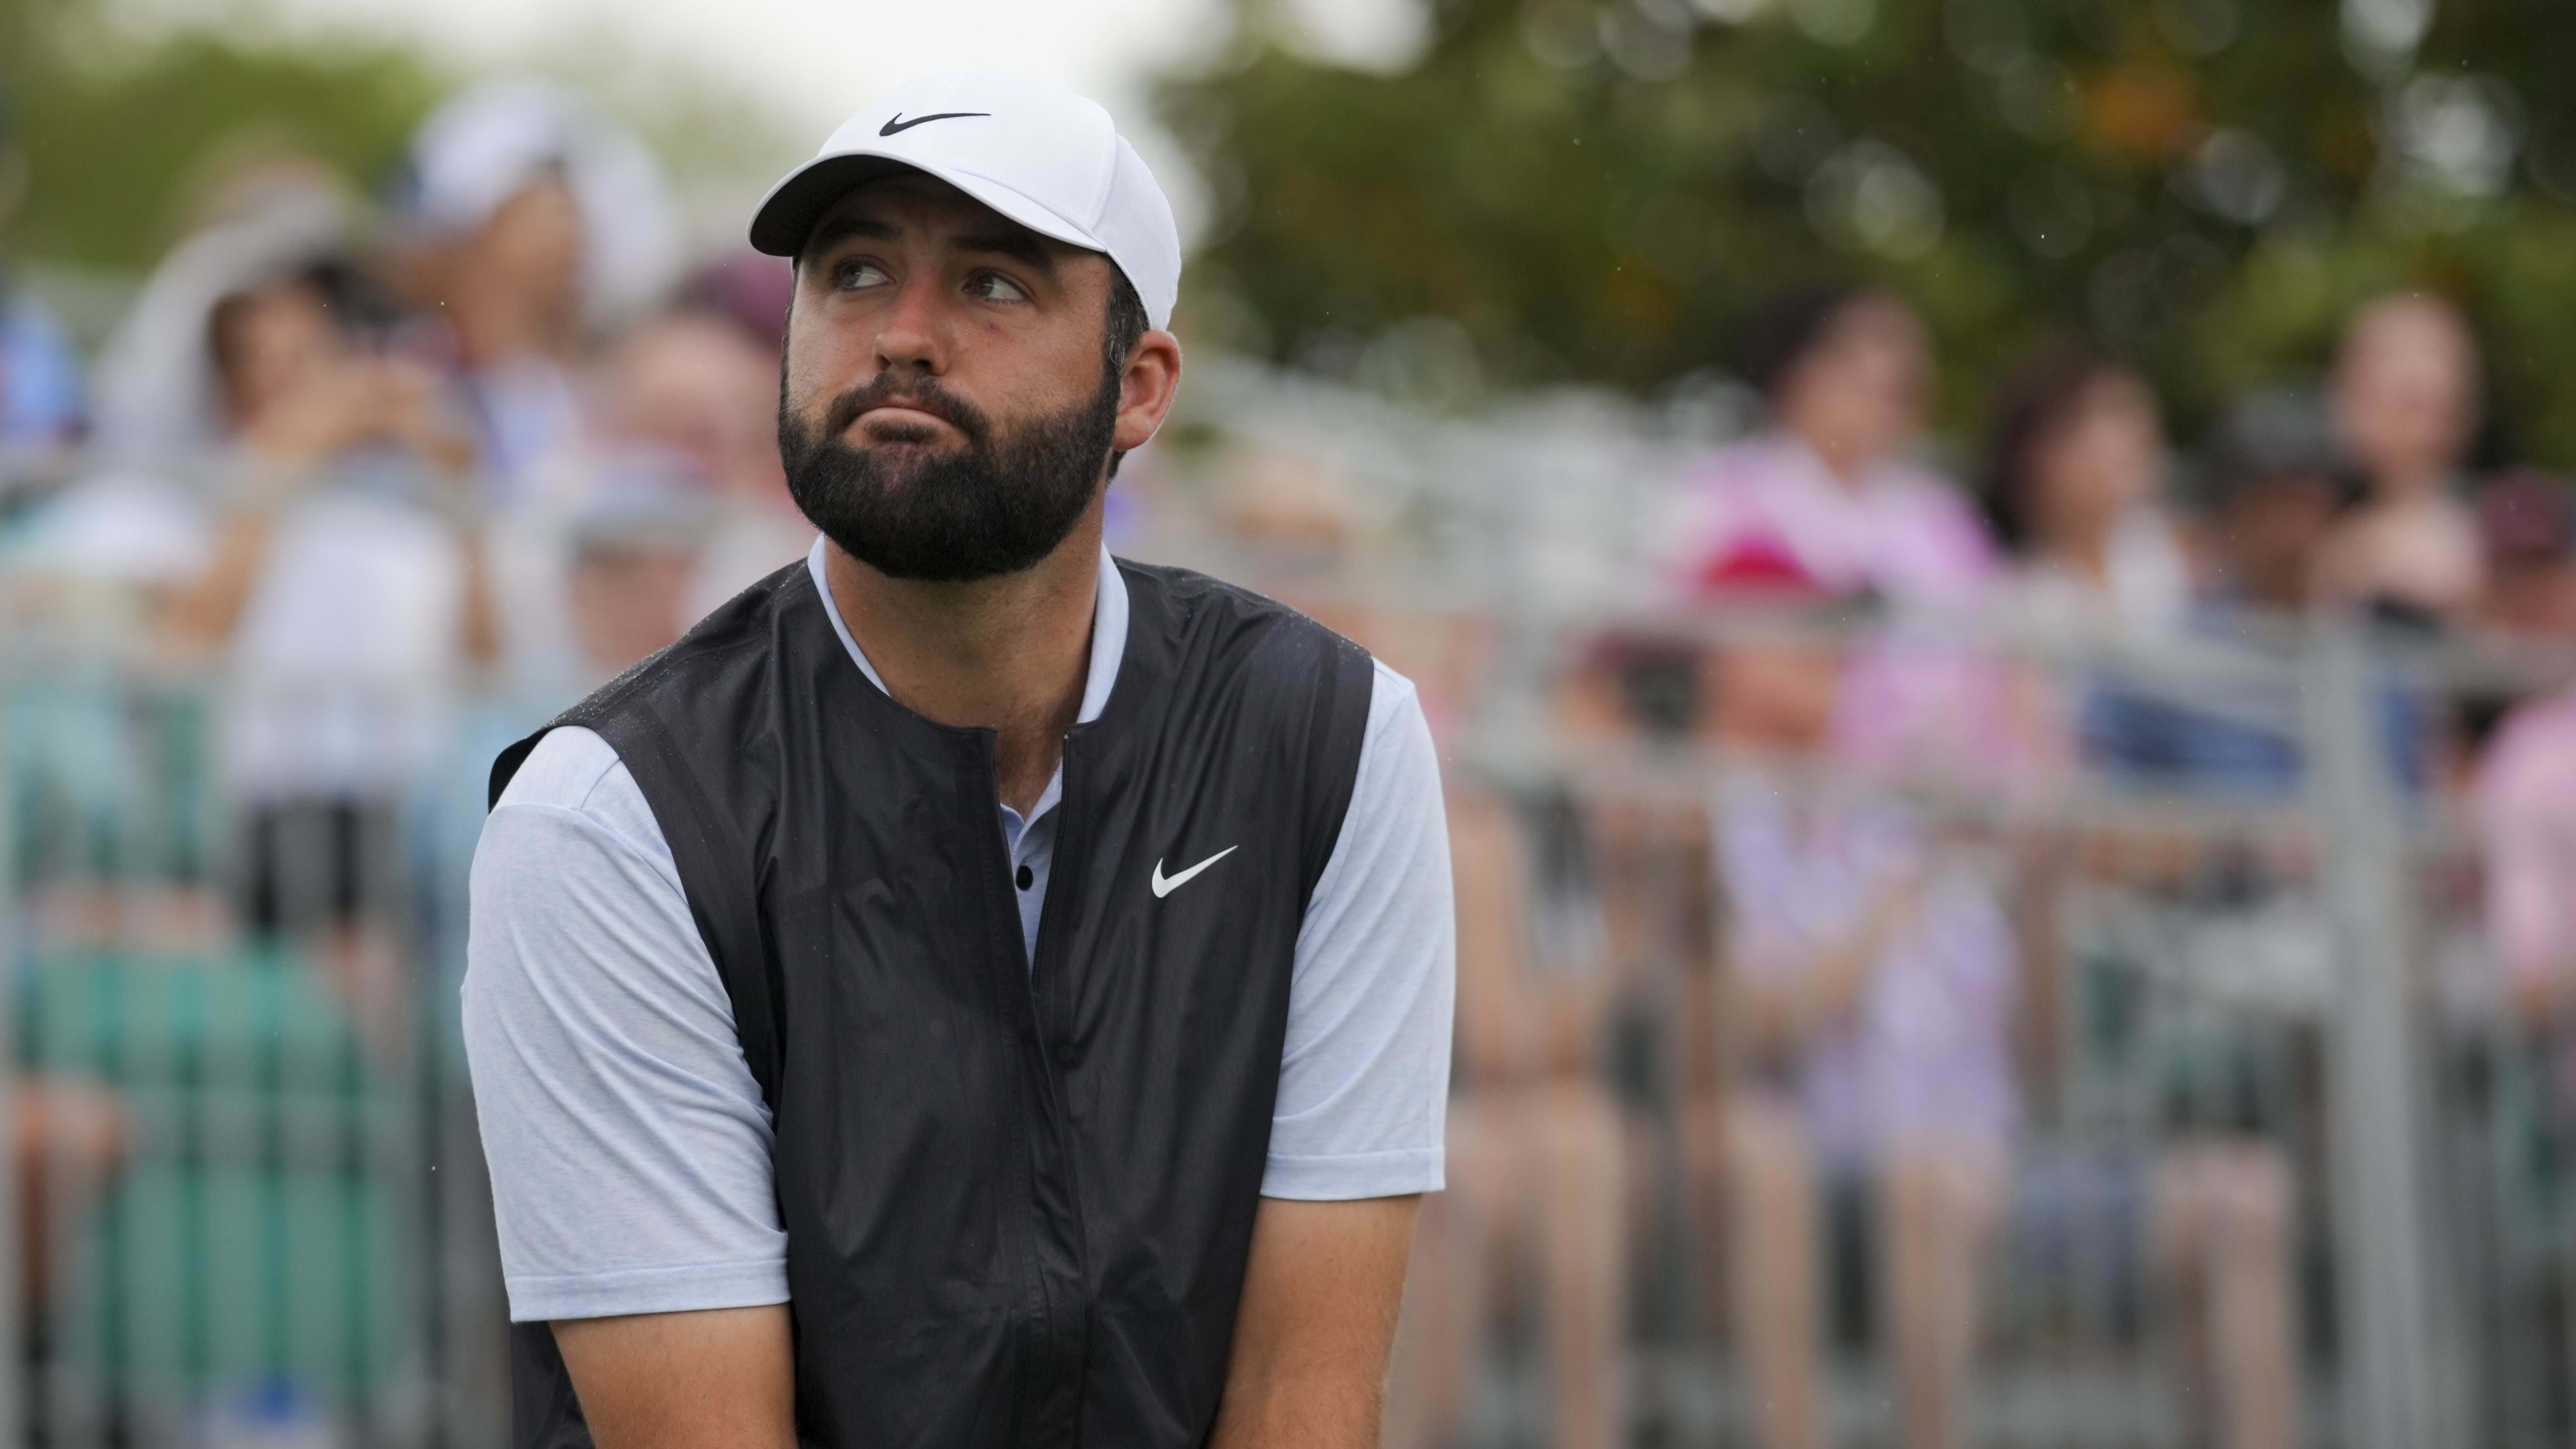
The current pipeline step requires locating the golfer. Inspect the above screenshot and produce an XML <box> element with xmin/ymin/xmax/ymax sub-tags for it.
<box><xmin>463</xmin><ymin>71</ymin><xmax>1455</xmax><ymax>1448</ymax></box>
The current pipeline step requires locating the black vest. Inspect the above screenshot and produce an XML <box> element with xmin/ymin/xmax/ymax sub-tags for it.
<box><xmin>486</xmin><ymin>558</ymin><xmax>1375</xmax><ymax>1448</ymax></box>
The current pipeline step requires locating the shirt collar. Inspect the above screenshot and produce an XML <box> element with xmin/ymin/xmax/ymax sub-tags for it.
<box><xmin>803</xmin><ymin>534</ymin><xmax>1128</xmax><ymax>726</ymax></box>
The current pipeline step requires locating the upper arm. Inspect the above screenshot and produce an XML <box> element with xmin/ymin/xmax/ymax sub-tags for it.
<box><xmin>463</xmin><ymin>728</ymin><xmax>788</xmax><ymax>1324</ymax></box>
<box><xmin>1209</xmin><ymin>1195</ymin><xmax>1420</xmax><ymax>1449</ymax></box>
<box><xmin>552</xmin><ymin>1305</ymin><xmax>797</xmax><ymax>1449</ymax></box>
<box><xmin>1264</xmin><ymin>664</ymin><xmax>1455</xmax><ymax>1200</ymax></box>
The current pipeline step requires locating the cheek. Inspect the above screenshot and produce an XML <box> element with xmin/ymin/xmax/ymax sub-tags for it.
<box><xmin>780</xmin><ymin>323</ymin><xmax>854</xmax><ymax>417</ymax></box>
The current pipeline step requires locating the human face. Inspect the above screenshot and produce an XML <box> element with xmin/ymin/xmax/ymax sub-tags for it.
<box><xmin>215</xmin><ymin>281</ymin><xmax>341</xmax><ymax>427</ymax></box>
<box><xmin>1775</xmin><ymin>295</ymin><xmax>1930</xmax><ymax>479</ymax></box>
<box><xmin>2225</xmin><ymin>473</ymin><xmax>2341</xmax><ymax>609</ymax></box>
<box><xmin>778</xmin><ymin>174</ymin><xmax>1173</xmax><ymax>581</ymax></box>
<box><xmin>2334</xmin><ymin>297</ymin><xmax>2478</xmax><ymax>493</ymax></box>
<box><xmin>2032</xmin><ymin>371</ymin><xmax>2165</xmax><ymax>549</ymax></box>
<box><xmin>1709</xmin><ymin>637</ymin><xmax>1842</xmax><ymax>750</ymax></box>
<box><xmin>608</xmin><ymin>314</ymin><xmax>782</xmax><ymax>499</ymax></box>
<box><xmin>570</xmin><ymin>544</ymin><xmax>698</xmax><ymax>677</ymax></box>
<box><xmin>472</xmin><ymin>175</ymin><xmax>584</xmax><ymax>325</ymax></box>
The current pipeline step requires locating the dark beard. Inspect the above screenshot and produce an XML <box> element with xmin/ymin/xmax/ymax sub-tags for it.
<box><xmin>778</xmin><ymin>367</ymin><xmax>1118</xmax><ymax>583</ymax></box>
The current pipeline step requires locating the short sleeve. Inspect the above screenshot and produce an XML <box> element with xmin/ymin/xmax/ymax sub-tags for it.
<box><xmin>462</xmin><ymin>727</ymin><xmax>789</xmax><ymax>1321</ymax></box>
<box><xmin>1262</xmin><ymin>663</ymin><xmax>1456</xmax><ymax>1199</ymax></box>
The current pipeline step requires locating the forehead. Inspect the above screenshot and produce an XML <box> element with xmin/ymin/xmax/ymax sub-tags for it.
<box><xmin>1834</xmin><ymin>295</ymin><xmax>1924</xmax><ymax>350</ymax></box>
<box><xmin>2342</xmin><ymin>299</ymin><xmax>2473</xmax><ymax>374</ymax></box>
<box><xmin>799</xmin><ymin>172</ymin><xmax>1084</xmax><ymax>267</ymax></box>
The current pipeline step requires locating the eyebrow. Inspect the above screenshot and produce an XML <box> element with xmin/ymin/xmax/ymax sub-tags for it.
<box><xmin>799</xmin><ymin>214</ymin><xmax>1059</xmax><ymax>280</ymax></box>
<box><xmin>952</xmin><ymin>229</ymin><xmax>1058</xmax><ymax>278</ymax></box>
<box><xmin>799</xmin><ymin>214</ymin><xmax>895</xmax><ymax>266</ymax></box>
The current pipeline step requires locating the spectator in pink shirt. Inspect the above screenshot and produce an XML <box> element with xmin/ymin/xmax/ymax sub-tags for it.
<box><xmin>1666</xmin><ymin>285</ymin><xmax>1997</xmax><ymax>609</ymax></box>
<box><xmin>2479</xmin><ymin>677</ymin><xmax>2576</xmax><ymax>1143</ymax></box>
<box><xmin>2482</xmin><ymin>678</ymin><xmax>2576</xmax><ymax>1031</ymax></box>
<box><xmin>1667</xmin><ymin>284</ymin><xmax>2021</xmax><ymax>788</ymax></box>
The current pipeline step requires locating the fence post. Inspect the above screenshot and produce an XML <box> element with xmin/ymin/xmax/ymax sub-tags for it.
<box><xmin>2301</xmin><ymin>622</ymin><xmax>2446</xmax><ymax>1449</ymax></box>
<box><xmin>0</xmin><ymin>677</ymin><xmax>24</xmax><ymax>1447</ymax></box>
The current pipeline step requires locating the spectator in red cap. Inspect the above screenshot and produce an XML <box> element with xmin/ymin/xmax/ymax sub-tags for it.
<box><xmin>1694</xmin><ymin>540</ymin><xmax>2020</xmax><ymax>1449</ymax></box>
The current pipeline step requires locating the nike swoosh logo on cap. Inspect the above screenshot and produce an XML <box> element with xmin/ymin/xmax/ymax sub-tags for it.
<box><xmin>1150</xmin><ymin>846</ymin><xmax>1239</xmax><ymax>899</ymax></box>
<box><xmin>879</xmin><ymin>111</ymin><xmax>991</xmax><ymax>136</ymax></box>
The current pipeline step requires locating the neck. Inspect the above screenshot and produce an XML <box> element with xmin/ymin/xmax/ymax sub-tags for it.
<box><xmin>1787</xmin><ymin>421</ymin><xmax>1877</xmax><ymax>486</ymax></box>
<box><xmin>450</xmin><ymin>280</ymin><xmax>565</xmax><ymax>371</ymax></box>
<box><xmin>2041</xmin><ymin>516</ymin><xmax>2115</xmax><ymax>586</ymax></box>
<box><xmin>822</xmin><ymin>501</ymin><xmax>1105</xmax><ymax>816</ymax></box>
<box><xmin>2372</xmin><ymin>464</ymin><xmax>2448</xmax><ymax>504</ymax></box>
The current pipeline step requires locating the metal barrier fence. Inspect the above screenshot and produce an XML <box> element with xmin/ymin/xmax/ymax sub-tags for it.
<box><xmin>4</xmin><ymin>411</ymin><xmax>2575</xmax><ymax>1445</ymax></box>
<box><xmin>1</xmin><ymin>656</ymin><xmax>509</xmax><ymax>1448</ymax></box>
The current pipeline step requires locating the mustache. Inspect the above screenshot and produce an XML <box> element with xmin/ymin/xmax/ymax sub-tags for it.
<box><xmin>822</xmin><ymin>373</ymin><xmax>992</xmax><ymax>444</ymax></box>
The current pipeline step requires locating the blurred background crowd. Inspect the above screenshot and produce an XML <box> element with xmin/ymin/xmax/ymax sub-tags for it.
<box><xmin>6</xmin><ymin>0</ymin><xmax>2576</xmax><ymax>1445</ymax></box>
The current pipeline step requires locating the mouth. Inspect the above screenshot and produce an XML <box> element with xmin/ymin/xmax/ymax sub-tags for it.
<box><xmin>853</xmin><ymin>403</ymin><xmax>962</xmax><ymax>443</ymax></box>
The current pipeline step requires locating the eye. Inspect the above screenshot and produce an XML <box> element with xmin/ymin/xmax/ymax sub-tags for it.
<box><xmin>966</xmin><ymin>272</ymin><xmax>1030</xmax><ymax>304</ymax></box>
<box><xmin>832</xmin><ymin>259</ymin><xmax>892</xmax><ymax>292</ymax></box>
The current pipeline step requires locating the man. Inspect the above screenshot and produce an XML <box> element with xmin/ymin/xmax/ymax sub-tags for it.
<box><xmin>462</xmin><ymin>71</ymin><xmax>1455</xmax><ymax>1449</ymax></box>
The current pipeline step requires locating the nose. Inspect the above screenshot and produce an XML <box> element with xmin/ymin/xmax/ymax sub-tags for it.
<box><xmin>873</xmin><ymin>272</ymin><xmax>950</xmax><ymax>379</ymax></box>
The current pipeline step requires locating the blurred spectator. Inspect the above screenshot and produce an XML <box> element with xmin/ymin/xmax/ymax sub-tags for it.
<box><xmin>2081</xmin><ymin>397</ymin><xmax>2358</xmax><ymax>798</ymax></box>
<box><xmin>389</xmin><ymin>79</ymin><xmax>677</xmax><ymax>502</ymax></box>
<box><xmin>1701</xmin><ymin>545</ymin><xmax>2018</xmax><ymax>1449</ymax></box>
<box><xmin>1666</xmin><ymin>286</ymin><xmax>2024</xmax><ymax>793</ymax></box>
<box><xmin>559</xmin><ymin>454</ymin><xmax>716</xmax><ymax>688</ymax></box>
<box><xmin>483</xmin><ymin>267</ymin><xmax>799</xmax><ymax>701</ymax></box>
<box><xmin>88</xmin><ymin>173</ymin><xmax>350</xmax><ymax>468</ymax></box>
<box><xmin>0</xmin><ymin>82</ymin><xmax>86</xmax><ymax>452</ymax></box>
<box><xmin>1991</xmin><ymin>383</ymin><xmax>2312</xmax><ymax>1449</ymax></box>
<box><xmin>2473</xmin><ymin>469</ymin><xmax>2576</xmax><ymax>639</ymax></box>
<box><xmin>2195</xmin><ymin>397</ymin><xmax>2356</xmax><ymax>618</ymax></box>
<box><xmin>1984</xmin><ymin>347</ymin><xmax>2189</xmax><ymax>638</ymax></box>
<box><xmin>2479</xmin><ymin>686</ymin><xmax>2576</xmax><ymax>1030</ymax></box>
<box><xmin>631</xmin><ymin>256</ymin><xmax>810</xmax><ymax>618</ymax></box>
<box><xmin>155</xmin><ymin>252</ymin><xmax>497</xmax><ymax>1041</ymax></box>
<box><xmin>1385</xmin><ymin>789</ymin><xmax>1624</xmax><ymax>1449</ymax></box>
<box><xmin>2319</xmin><ymin>293</ymin><xmax>2486</xmax><ymax>623</ymax></box>
<box><xmin>1665</xmin><ymin>285</ymin><xmax>1993</xmax><ymax>608</ymax></box>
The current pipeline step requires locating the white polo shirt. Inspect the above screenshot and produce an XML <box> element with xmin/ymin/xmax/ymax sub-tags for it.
<box><xmin>463</xmin><ymin>541</ymin><xmax>1456</xmax><ymax>1322</ymax></box>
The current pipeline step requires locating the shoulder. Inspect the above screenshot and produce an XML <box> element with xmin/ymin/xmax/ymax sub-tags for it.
<box><xmin>485</xmin><ymin>726</ymin><xmax>679</xmax><ymax>882</ymax></box>
<box><xmin>1878</xmin><ymin>466</ymin><xmax>2001</xmax><ymax>579</ymax></box>
<box><xmin>1322</xmin><ymin>662</ymin><xmax>1443</xmax><ymax>872</ymax></box>
<box><xmin>491</xmin><ymin>559</ymin><xmax>813</xmax><ymax>809</ymax></box>
<box><xmin>1117</xmin><ymin>559</ymin><xmax>1357</xmax><ymax>638</ymax></box>
<box><xmin>1361</xmin><ymin>659</ymin><xmax>1425</xmax><ymax>748</ymax></box>
<box><xmin>1115</xmin><ymin>558</ymin><xmax>1374</xmax><ymax>690</ymax></box>
<box><xmin>571</xmin><ymin>558</ymin><xmax>812</xmax><ymax>722</ymax></box>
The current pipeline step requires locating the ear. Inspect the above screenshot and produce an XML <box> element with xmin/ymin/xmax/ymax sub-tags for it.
<box><xmin>1112</xmin><ymin>329</ymin><xmax>1183</xmax><ymax>455</ymax></box>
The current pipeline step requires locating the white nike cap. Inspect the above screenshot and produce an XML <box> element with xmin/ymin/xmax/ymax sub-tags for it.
<box><xmin>748</xmin><ymin>71</ymin><xmax>1181</xmax><ymax>331</ymax></box>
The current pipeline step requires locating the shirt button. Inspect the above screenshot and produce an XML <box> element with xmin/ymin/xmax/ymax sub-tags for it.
<box><xmin>1016</xmin><ymin>864</ymin><xmax>1035</xmax><ymax>891</ymax></box>
<box><xmin>1055</xmin><ymin>1043</ymin><xmax>1076</xmax><ymax>1066</ymax></box>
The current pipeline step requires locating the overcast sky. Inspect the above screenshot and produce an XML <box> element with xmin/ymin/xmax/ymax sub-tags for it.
<box><xmin>200</xmin><ymin>0</ymin><xmax>1425</xmax><ymax>133</ymax></box>
<box><xmin>133</xmin><ymin>0</ymin><xmax>1430</xmax><ymax>248</ymax></box>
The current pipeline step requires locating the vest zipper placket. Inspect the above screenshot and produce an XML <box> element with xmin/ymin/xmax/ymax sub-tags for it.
<box><xmin>1021</xmin><ymin>725</ymin><xmax>1094</xmax><ymax>1443</ymax></box>
<box><xmin>969</xmin><ymin>732</ymin><xmax>1063</xmax><ymax>1447</ymax></box>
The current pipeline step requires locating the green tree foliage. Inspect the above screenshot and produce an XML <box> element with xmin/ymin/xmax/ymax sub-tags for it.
<box><xmin>1</xmin><ymin>0</ymin><xmax>446</xmax><ymax>271</ymax></box>
<box><xmin>1161</xmin><ymin>0</ymin><xmax>2576</xmax><ymax>460</ymax></box>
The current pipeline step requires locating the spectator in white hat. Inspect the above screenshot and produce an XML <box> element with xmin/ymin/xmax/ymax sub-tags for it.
<box><xmin>391</xmin><ymin>79</ymin><xmax>679</xmax><ymax>502</ymax></box>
